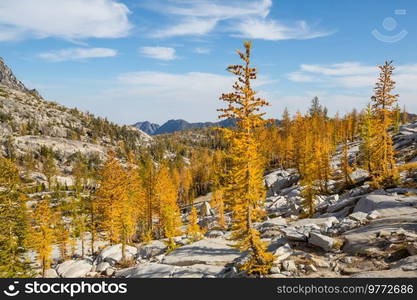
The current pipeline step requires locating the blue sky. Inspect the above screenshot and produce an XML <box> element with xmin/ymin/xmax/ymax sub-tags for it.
<box><xmin>1</xmin><ymin>0</ymin><xmax>417</xmax><ymax>124</ymax></box>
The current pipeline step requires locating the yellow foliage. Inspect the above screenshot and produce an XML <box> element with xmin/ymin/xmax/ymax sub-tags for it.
<box><xmin>186</xmin><ymin>207</ymin><xmax>204</xmax><ymax>242</ymax></box>
<box><xmin>96</xmin><ymin>151</ymin><xmax>142</xmax><ymax>260</ymax></box>
<box><xmin>218</xmin><ymin>41</ymin><xmax>274</xmax><ymax>275</ymax></box>
<box><xmin>367</xmin><ymin>61</ymin><xmax>399</xmax><ymax>187</ymax></box>
<box><xmin>30</xmin><ymin>197</ymin><xmax>54</xmax><ymax>277</ymax></box>
<box><xmin>155</xmin><ymin>165</ymin><xmax>183</xmax><ymax>240</ymax></box>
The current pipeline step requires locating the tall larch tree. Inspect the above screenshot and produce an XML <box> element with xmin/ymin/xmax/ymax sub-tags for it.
<box><xmin>31</xmin><ymin>196</ymin><xmax>54</xmax><ymax>277</ymax></box>
<box><xmin>42</xmin><ymin>153</ymin><xmax>57</xmax><ymax>190</ymax></box>
<box><xmin>369</xmin><ymin>61</ymin><xmax>399</xmax><ymax>187</ymax></box>
<box><xmin>95</xmin><ymin>151</ymin><xmax>127</xmax><ymax>244</ymax></box>
<box><xmin>341</xmin><ymin>139</ymin><xmax>354</xmax><ymax>188</ymax></box>
<box><xmin>186</xmin><ymin>207</ymin><xmax>204</xmax><ymax>242</ymax></box>
<box><xmin>96</xmin><ymin>151</ymin><xmax>139</xmax><ymax>260</ymax></box>
<box><xmin>211</xmin><ymin>150</ymin><xmax>227</xmax><ymax>229</ymax></box>
<box><xmin>140</xmin><ymin>153</ymin><xmax>157</xmax><ymax>239</ymax></box>
<box><xmin>218</xmin><ymin>41</ymin><xmax>274</xmax><ymax>275</ymax></box>
<box><xmin>359</xmin><ymin>105</ymin><xmax>376</xmax><ymax>174</ymax></box>
<box><xmin>155</xmin><ymin>165</ymin><xmax>183</xmax><ymax>251</ymax></box>
<box><xmin>0</xmin><ymin>157</ymin><xmax>31</xmax><ymax>277</ymax></box>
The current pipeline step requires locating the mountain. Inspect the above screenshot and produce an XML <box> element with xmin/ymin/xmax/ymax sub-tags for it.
<box><xmin>0</xmin><ymin>57</ymin><xmax>28</xmax><ymax>92</ymax></box>
<box><xmin>133</xmin><ymin>118</ymin><xmax>237</xmax><ymax>135</ymax></box>
<box><xmin>133</xmin><ymin>121</ymin><xmax>160</xmax><ymax>135</ymax></box>
<box><xmin>0</xmin><ymin>57</ymin><xmax>43</xmax><ymax>99</ymax></box>
<box><xmin>0</xmin><ymin>57</ymin><xmax>151</xmax><ymax>170</ymax></box>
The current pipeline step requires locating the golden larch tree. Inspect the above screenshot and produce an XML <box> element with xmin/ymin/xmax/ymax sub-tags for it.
<box><xmin>186</xmin><ymin>207</ymin><xmax>204</xmax><ymax>242</ymax></box>
<box><xmin>369</xmin><ymin>61</ymin><xmax>399</xmax><ymax>187</ymax></box>
<box><xmin>0</xmin><ymin>157</ymin><xmax>31</xmax><ymax>277</ymax></box>
<box><xmin>155</xmin><ymin>165</ymin><xmax>183</xmax><ymax>251</ymax></box>
<box><xmin>31</xmin><ymin>196</ymin><xmax>54</xmax><ymax>277</ymax></box>
<box><xmin>218</xmin><ymin>41</ymin><xmax>274</xmax><ymax>275</ymax></box>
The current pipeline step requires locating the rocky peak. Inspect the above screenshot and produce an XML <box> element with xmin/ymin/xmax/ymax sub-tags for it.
<box><xmin>0</xmin><ymin>57</ymin><xmax>29</xmax><ymax>92</ymax></box>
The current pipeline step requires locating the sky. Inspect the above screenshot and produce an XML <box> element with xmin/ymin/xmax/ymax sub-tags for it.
<box><xmin>1</xmin><ymin>0</ymin><xmax>417</xmax><ymax>125</ymax></box>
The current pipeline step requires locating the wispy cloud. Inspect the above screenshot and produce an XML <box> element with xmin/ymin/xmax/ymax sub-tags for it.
<box><xmin>232</xmin><ymin>19</ymin><xmax>335</xmax><ymax>41</ymax></box>
<box><xmin>145</xmin><ymin>0</ymin><xmax>333</xmax><ymax>41</ymax></box>
<box><xmin>287</xmin><ymin>62</ymin><xmax>378</xmax><ymax>88</ymax></box>
<box><xmin>38</xmin><ymin>48</ymin><xmax>118</xmax><ymax>62</ymax></box>
<box><xmin>140</xmin><ymin>47</ymin><xmax>177</xmax><ymax>60</ymax></box>
<box><xmin>285</xmin><ymin>62</ymin><xmax>417</xmax><ymax>114</ymax></box>
<box><xmin>0</xmin><ymin>0</ymin><xmax>131</xmax><ymax>42</ymax></box>
<box><xmin>145</xmin><ymin>0</ymin><xmax>271</xmax><ymax>19</ymax></box>
<box><xmin>194</xmin><ymin>47</ymin><xmax>211</xmax><ymax>54</ymax></box>
<box><xmin>152</xmin><ymin>18</ymin><xmax>218</xmax><ymax>38</ymax></box>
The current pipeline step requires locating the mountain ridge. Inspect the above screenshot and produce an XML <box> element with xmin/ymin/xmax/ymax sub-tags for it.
<box><xmin>133</xmin><ymin>118</ymin><xmax>237</xmax><ymax>135</ymax></box>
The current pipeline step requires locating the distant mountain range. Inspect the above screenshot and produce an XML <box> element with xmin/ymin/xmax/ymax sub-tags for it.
<box><xmin>133</xmin><ymin>119</ymin><xmax>237</xmax><ymax>135</ymax></box>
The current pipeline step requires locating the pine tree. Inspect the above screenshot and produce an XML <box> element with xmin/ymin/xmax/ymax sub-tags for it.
<box><xmin>218</xmin><ymin>41</ymin><xmax>274</xmax><ymax>275</ymax></box>
<box><xmin>0</xmin><ymin>157</ymin><xmax>31</xmax><ymax>277</ymax></box>
<box><xmin>31</xmin><ymin>197</ymin><xmax>54</xmax><ymax>277</ymax></box>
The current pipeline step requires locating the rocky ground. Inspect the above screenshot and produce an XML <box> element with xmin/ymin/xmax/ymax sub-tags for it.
<box><xmin>40</xmin><ymin>121</ymin><xmax>417</xmax><ymax>278</ymax></box>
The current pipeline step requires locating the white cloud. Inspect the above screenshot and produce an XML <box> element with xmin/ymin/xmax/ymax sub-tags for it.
<box><xmin>0</xmin><ymin>0</ymin><xmax>131</xmax><ymax>41</ymax></box>
<box><xmin>39</xmin><ymin>48</ymin><xmax>118</xmax><ymax>62</ymax></box>
<box><xmin>233</xmin><ymin>19</ymin><xmax>335</xmax><ymax>41</ymax></box>
<box><xmin>140</xmin><ymin>47</ymin><xmax>177</xmax><ymax>61</ymax></box>
<box><xmin>152</xmin><ymin>18</ymin><xmax>218</xmax><ymax>38</ymax></box>
<box><xmin>288</xmin><ymin>62</ymin><xmax>380</xmax><ymax>88</ymax></box>
<box><xmin>285</xmin><ymin>61</ymin><xmax>417</xmax><ymax>114</ymax></box>
<box><xmin>300</xmin><ymin>62</ymin><xmax>376</xmax><ymax>76</ymax></box>
<box><xmin>289</xmin><ymin>61</ymin><xmax>417</xmax><ymax>90</ymax></box>
<box><xmin>287</xmin><ymin>72</ymin><xmax>319</xmax><ymax>83</ymax></box>
<box><xmin>146</xmin><ymin>0</ymin><xmax>272</xmax><ymax>19</ymax></box>
<box><xmin>145</xmin><ymin>0</ymin><xmax>333</xmax><ymax>41</ymax></box>
<box><xmin>194</xmin><ymin>47</ymin><xmax>211</xmax><ymax>54</ymax></box>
